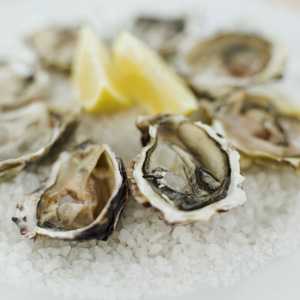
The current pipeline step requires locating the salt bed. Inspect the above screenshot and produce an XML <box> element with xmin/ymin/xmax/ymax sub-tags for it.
<box><xmin>1</xmin><ymin>0</ymin><xmax>300</xmax><ymax>299</ymax></box>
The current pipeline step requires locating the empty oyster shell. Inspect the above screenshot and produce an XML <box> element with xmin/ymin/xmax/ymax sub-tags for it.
<box><xmin>132</xmin><ymin>15</ymin><xmax>185</xmax><ymax>59</ymax></box>
<box><xmin>12</xmin><ymin>143</ymin><xmax>128</xmax><ymax>240</ymax></box>
<box><xmin>0</xmin><ymin>102</ymin><xmax>76</xmax><ymax>177</ymax></box>
<box><xmin>130</xmin><ymin>115</ymin><xmax>246</xmax><ymax>224</ymax></box>
<box><xmin>26</xmin><ymin>25</ymin><xmax>78</xmax><ymax>72</ymax></box>
<box><xmin>179</xmin><ymin>32</ymin><xmax>287</xmax><ymax>98</ymax></box>
<box><xmin>213</xmin><ymin>88</ymin><xmax>300</xmax><ymax>168</ymax></box>
<box><xmin>0</xmin><ymin>60</ymin><xmax>49</xmax><ymax>111</ymax></box>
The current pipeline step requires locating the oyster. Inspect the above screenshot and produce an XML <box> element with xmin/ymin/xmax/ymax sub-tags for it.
<box><xmin>12</xmin><ymin>143</ymin><xmax>128</xmax><ymax>240</ymax></box>
<box><xmin>0</xmin><ymin>102</ymin><xmax>75</xmax><ymax>177</ymax></box>
<box><xmin>131</xmin><ymin>115</ymin><xmax>246</xmax><ymax>224</ymax></box>
<box><xmin>26</xmin><ymin>25</ymin><xmax>78</xmax><ymax>72</ymax></box>
<box><xmin>0</xmin><ymin>60</ymin><xmax>49</xmax><ymax>111</ymax></box>
<box><xmin>179</xmin><ymin>32</ymin><xmax>286</xmax><ymax>98</ymax></box>
<box><xmin>132</xmin><ymin>15</ymin><xmax>185</xmax><ymax>59</ymax></box>
<box><xmin>213</xmin><ymin>88</ymin><xmax>300</xmax><ymax>167</ymax></box>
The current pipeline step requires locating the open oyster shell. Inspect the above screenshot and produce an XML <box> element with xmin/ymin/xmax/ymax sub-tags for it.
<box><xmin>131</xmin><ymin>15</ymin><xmax>186</xmax><ymax>59</ymax></box>
<box><xmin>0</xmin><ymin>102</ymin><xmax>76</xmax><ymax>177</ymax></box>
<box><xmin>26</xmin><ymin>25</ymin><xmax>78</xmax><ymax>72</ymax></box>
<box><xmin>179</xmin><ymin>32</ymin><xmax>287</xmax><ymax>99</ymax></box>
<box><xmin>130</xmin><ymin>115</ymin><xmax>246</xmax><ymax>224</ymax></box>
<box><xmin>0</xmin><ymin>60</ymin><xmax>49</xmax><ymax>111</ymax></box>
<box><xmin>213</xmin><ymin>88</ymin><xmax>300</xmax><ymax>168</ymax></box>
<box><xmin>12</xmin><ymin>143</ymin><xmax>128</xmax><ymax>240</ymax></box>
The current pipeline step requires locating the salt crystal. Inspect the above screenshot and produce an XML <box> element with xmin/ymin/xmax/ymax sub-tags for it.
<box><xmin>119</xmin><ymin>229</ymin><xmax>135</xmax><ymax>247</ymax></box>
<box><xmin>149</xmin><ymin>243</ymin><xmax>163</xmax><ymax>256</ymax></box>
<box><xmin>172</xmin><ymin>226</ymin><xmax>188</xmax><ymax>241</ymax></box>
<box><xmin>78</xmin><ymin>248</ymin><xmax>93</xmax><ymax>260</ymax></box>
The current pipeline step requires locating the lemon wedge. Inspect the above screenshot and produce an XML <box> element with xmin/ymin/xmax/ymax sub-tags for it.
<box><xmin>113</xmin><ymin>32</ymin><xmax>198</xmax><ymax>114</ymax></box>
<box><xmin>72</xmin><ymin>27</ymin><xmax>131</xmax><ymax>113</ymax></box>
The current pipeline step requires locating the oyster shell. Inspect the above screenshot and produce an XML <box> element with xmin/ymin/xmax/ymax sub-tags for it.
<box><xmin>131</xmin><ymin>115</ymin><xmax>246</xmax><ymax>224</ymax></box>
<box><xmin>12</xmin><ymin>143</ymin><xmax>128</xmax><ymax>240</ymax></box>
<box><xmin>26</xmin><ymin>25</ymin><xmax>78</xmax><ymax>72</ymax></box>
<box><xmin>132</xmin><ymin>15</ymin><xmax>185</xmax><ymax>59</ymax></box>
<box><xmin>213</xmin><ymin>88</ymin><xmax>300</xmax><ymax>167</ymax></box>
<box><xmin>179</xmin><ymin>32</ymin><xmax>287</xmax><ymax>98</ymax></box>
<box><xmin>0</xmin><ymin>60</ymin><xmax>49</xmax><ymax>111</ymax></box>
<box><xmin>0</xmin><ymin>102</ymin><xmax>75</xmax><ymax>177</ymax></box>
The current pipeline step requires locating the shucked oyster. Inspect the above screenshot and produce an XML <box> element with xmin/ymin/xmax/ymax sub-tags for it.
<box><xmin>213</xmin><ymin>88</ymin><xmax>300</xmax><ymax>168</ymax></box>
<box><xmin>0</xmin><ymin>102</ymin><xmax>75</xmax><ymax>177</ymax></box>
<box><xmin>26</xmin><ymin>25</ymin><xmax>78</xmax><ymax>72</ymax></box>
<box><xmin>179</xmin><ymin>32</ymin><xmax>286</xmax><ymax>98</ymax></box>
<box><xmin>130</xmin><ymin>115</ymin><xmax>246</xmax><ymax>224</ymax></box>
<box><xmin>12</xmin><ymin>143</ymin><xmax>128</xmax><ymax>240</ymax></box>
<box><xmin>0</xmin><ymin>60</ymin><xmax>49</xmax><ymax>111</ymax></box>
<box><xmin>132</xmin><ymin>15</ymin><xmax>186</xmax><ymax>59</ymax></box>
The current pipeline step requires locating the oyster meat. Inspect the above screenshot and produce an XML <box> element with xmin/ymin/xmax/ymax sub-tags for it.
<box><xmin>26</xmin><ymin>25</ymin><xmax>78</xmax><ymax>72</ymax></box>
<box><xmin>213</xmin><ymin>88</ymin><xmax>300</xmax><ymax>167</ymax></box>
<box><xmin>0</xmin><ymin>102</ymin><xmax>75</xmax><ymax>177</ymax></box>
<box><xmin>179</xmin><ymin>32</ymin><xmax>286</xmax><ymax>98</ymax></box>
<box><xmin>131</xmin><ymin>115</ymin><xmax>246</xmax><ymax>224</ymax></box>
<box><xmin>12</xmin><ymin>143</ymin><xmax>128</xmax><ymax>240</ymax></box>
<box><xmin>0</xmin><ymin>60</ymin><xmax>49</xmax><ymax>111</ymax></box>
<box><xmin>132</xmin><ymin>15</ymin><xmax>186</xmax><ymax>59</ymax></box>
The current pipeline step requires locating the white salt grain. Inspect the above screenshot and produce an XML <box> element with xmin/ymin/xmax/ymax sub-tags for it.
<box><xmin>149</xmin><ymin>243</ymin><xmax>163</xmax><ymax>256</ymax></box>
<box><xmin>119</xmin><ymin>229</ymin><xmax>135</xmax><ymax>247</ymax></box>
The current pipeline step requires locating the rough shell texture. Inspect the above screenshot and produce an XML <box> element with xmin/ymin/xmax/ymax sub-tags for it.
<box><xmin>131</xmin><ymin>15</ymin><xmax>186</xmax><ymax>59</ymax></box>
<box><xmin>0</xmin><ymin>60</ymin><xmax>49</xmax><ymax>111</ymax></box>
<box><xmin>26</xmin><ymin>25</ymin><xmax>78</xmax><ymax>72</ymax></box>
<box><xmin>213</xmin><ymin>88</ymin><xmax>300</xmax><ymax>168</ymax></box>
<box><xmin>0</xmin><ymin>102</ymin><xmax>76</xmax><ymax>177</ymax></box>
<box><xmin>130</xmin><ymin>115</ymin><xmax>246</xmax><ymax>224</ymax></box>
<box><xmin>12</xmin><ymin>143</ymin><xmax>128</xmax><ymax>241</ymax></box>
<box><xmin>178</xmin><ymin>32</ymin><xmax>287</xmax><ymax>99</ymax></box>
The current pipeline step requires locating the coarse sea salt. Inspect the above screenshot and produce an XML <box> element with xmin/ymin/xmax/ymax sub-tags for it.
<box><xmin>1</xmin><ymin>0</ymin><xmax>300</xmax><ymax>299</ymax></box>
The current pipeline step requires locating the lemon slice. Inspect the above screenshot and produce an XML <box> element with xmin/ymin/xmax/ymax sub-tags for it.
<box><xmin>72</xmin><ymin>27</ymin><xmax>131</xmax><ymax>113</ymax></box>
<box><xmin>113</xmin><ymin>32</ymin><xmax>198</xmax><ymax>114</ymax></box>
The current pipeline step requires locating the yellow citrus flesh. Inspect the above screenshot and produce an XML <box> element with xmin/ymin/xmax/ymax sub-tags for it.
<box><xmin>72</xmin><ymin>27</ymin><xmax>131</xmax><ymax>113</ymax></box>
<box><xmin>113</xmin><ymin>32</ymin><xmax>198</xmax><ymax>114</ymax></box>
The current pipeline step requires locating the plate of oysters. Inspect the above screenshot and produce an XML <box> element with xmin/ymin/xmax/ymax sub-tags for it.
<box><xmin>2</xmin><ymin>13</ymin><xmax>294</xmax><ymax>240</ymax></box>
<box><xmin>1</xmin><ymin>0</ymin><xmax>300</xmax><ymax>299</ymax></box>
